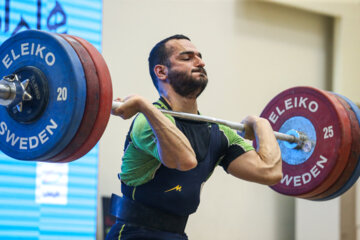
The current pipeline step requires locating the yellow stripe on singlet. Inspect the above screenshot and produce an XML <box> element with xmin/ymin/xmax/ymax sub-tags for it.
<box><xmin>118</xmin><ymin>224</ymin><xmax>125</xmax><ymax>240</ymax></box>
<box><xmin>132</xmin><ymin>187</ymin><xmax>136</xmax><ymax>200</ymax></box>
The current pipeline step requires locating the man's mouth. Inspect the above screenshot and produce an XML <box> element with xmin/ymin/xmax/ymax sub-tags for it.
<box><xmin>192</xmin><ymin>68</ymin><xmax>207</xmax><ymax>76</ymax></box>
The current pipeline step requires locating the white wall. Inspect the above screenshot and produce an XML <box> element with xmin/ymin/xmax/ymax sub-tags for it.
<box><xmin>98</xmin><ymin>0</ymin><xmax>333</xmax><ymax>239</ymax></box>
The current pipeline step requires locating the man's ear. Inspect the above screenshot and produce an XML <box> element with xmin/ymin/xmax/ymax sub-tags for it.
<box><xmin>154</xmin><ymin>65</ymin><xmax>168</xmax><ymax>81</ymax></box>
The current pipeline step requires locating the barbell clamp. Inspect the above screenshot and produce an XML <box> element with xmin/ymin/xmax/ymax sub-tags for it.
<box><xmin>0</xmin><ymin>74</ymin><xmax>32</xmax><ymax>111</ymax></box>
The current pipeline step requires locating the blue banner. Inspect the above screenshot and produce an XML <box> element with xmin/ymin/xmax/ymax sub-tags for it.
<box><xmin>0</xmin><ymin>0</ymin><xmax>102</xmax><ymax>239</ymax></box>
<box><xmin>0</xmin><ymin>0</ymin><xmax>102</xmax><ymax>49</ymax></box>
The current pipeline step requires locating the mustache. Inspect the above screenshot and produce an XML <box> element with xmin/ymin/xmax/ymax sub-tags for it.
<box><xmin>192</xmin><ymin>67</ymin><xmax>207</xmax><ymax>75</ymax></box>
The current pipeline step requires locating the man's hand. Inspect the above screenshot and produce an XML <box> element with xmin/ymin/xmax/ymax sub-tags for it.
<box><xmin>112</xmin><ymin>95</ymin><xmax>149</xmax><ymax>119</ymax></box>
<box><xmin>241</xmin><ymin>115</ymin><xmax>261</xmax><ymax>141</ymax></box>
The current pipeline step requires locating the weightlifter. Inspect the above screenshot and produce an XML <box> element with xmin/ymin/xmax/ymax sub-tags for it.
<box><xmin>107</xmin><ymin>35</ymin><xmax>282</xmax><ymax>240</ymax></box>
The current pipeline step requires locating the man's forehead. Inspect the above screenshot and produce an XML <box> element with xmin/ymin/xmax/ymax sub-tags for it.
<box><xmin>166</xmin><ymin>39</ymin><xmax>199</xmax><ymax>54</ymax></box>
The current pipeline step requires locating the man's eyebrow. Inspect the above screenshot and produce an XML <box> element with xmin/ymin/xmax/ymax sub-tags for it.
<box><xmin>179</xmin><ymin>51</ymin><xmax>202</xmax><ymax>59</ymax></box>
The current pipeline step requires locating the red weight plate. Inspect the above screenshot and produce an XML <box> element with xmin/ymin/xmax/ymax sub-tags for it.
<box><xmin>57</xmin><ymin>35</ymin><xmax>113</xmax><ymax>162</ymax></box>
<box><xmin>47</xmin><ymin>34</ymin><xmax>100</xmax><ymax>162</ymax></box>
<box><xmin>297</xmin><ymin>90</ymin><xmax>351</xmax><ymax>199</ymax></box>
<box><xmin>309</xmin><ymin>93</ymin><xmax>360</xmax><ymax>200</ymax></box>
<box><xmin>260</xmin><ymin>86</ymin><xmax>351</xmax><ymax>197</ymax></box>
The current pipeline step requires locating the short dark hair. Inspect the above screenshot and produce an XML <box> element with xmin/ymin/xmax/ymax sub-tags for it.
<box><xmin>148</xmin><ymin>34</ymin><xmax>191</xmax><ymax>91</ymax></box>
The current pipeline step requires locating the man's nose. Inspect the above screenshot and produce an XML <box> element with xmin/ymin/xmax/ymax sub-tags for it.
<box><xmin>195</xmin><ymin>56</ymin><xmax>205</xmax><ymax>68</ymax></box>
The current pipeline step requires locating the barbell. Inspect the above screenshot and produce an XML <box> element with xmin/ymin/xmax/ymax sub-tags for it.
<box><xmin>0</xmin><ymin>30</ymin><xmax>359</xmax><ymax>201</ymax></box>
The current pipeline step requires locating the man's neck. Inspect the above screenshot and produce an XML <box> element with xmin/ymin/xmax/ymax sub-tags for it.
<box><xmin>160</xmin><ymin>92</ymin><xmax>198</xmax><ymax>114</ymax></box>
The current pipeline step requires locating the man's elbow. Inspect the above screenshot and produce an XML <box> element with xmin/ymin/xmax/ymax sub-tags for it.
<box><xmin>177</xmin><ymin>157</ymin><xmax>198</xmax><ymax>171</ymax></box>
<box><xmin>266</xmin><ymin>171</ymin><xmax>283</xmax><ymax>186</ymax></box>
<box><xmin>163</xmin><ymin>157</ymin><xmax>198</xmax><ymax>171</ymax></box>
<box><xmin>265</xmin><ymin>160</ymin><xmax>283</xmax><ymax>186</ymax></box>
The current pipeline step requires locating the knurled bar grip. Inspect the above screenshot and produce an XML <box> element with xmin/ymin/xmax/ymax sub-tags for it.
<box><xmin>111</xmin><ymin>101</ymin><xmax>300</xmax><ymax>144</ymax></box>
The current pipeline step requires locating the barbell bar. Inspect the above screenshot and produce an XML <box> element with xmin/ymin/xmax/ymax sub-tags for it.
<box><xmin>0</xmin><ymin>29</ymin><xmax>359</xmax><ymax>201</ymax></box>
<box><xmin>111</xmin><ymin>101</ymin><xmax>309</xmax><ymax>146</ymax></box>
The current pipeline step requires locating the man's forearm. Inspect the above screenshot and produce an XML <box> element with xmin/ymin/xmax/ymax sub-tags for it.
<box><xmin>140</xmin><ymin>101</ymin><xmax>197</xmax><ymax>171</ymax></box>
<box><xmin>254</xmin><ymin>118</ymin><xmax>282</xmax><ymax>181</ymax></box>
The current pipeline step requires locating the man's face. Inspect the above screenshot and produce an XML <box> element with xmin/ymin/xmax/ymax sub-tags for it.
<box><xmin>165</xmin><ymin>39</ymin><xmax>208</xmax><ymax>99</ymax></box>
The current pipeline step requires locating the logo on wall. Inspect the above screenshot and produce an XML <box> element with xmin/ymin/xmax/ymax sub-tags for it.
<box><xmin>1</xmin><ymin>0</ymin><xmax>68</xmax><ymax>41</ymax></box>
<box><xmin>35</xmin><ymin>162</ymin><xmax>69</xmax><ymax>205</ymax></box>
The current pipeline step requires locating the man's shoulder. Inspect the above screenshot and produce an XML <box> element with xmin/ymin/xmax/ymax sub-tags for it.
<box><xmin>153</xmin><ymin>97</ymin><xmax>171</xmax><ymax>110</ymax></box>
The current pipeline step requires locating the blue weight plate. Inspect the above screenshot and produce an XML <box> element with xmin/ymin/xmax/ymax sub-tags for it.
<box><xmin>0</xmin><ymin>30</ymin><xmax>86</xmax><ymax>160</ymax></box>
<box><xmin>320</xmin><ymin>93</ymin><xmax>360</xmax><ymax>200</ymax></box>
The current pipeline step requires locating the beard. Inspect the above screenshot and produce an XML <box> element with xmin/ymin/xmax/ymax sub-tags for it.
<box><xmin>167</xmin><ymin>67</ymin><xmax>208</xmax><ymax>99</ymax></box>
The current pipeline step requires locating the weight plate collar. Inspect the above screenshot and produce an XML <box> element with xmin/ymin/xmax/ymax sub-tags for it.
<box><xmin>7</xmin><ymin>66</ymin><xmax>49</xmax><ymax>124</ymax></box>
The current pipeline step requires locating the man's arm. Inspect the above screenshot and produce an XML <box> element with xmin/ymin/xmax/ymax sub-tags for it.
<box><xmin>227</xmin><ymin>116</ymin><xmax>282</xmax><ymax>185</ymax></box>
<box><xmin>112</xmin><ymin>95</ymin><xmax>197</xmax><ymax>171</ymax></box>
